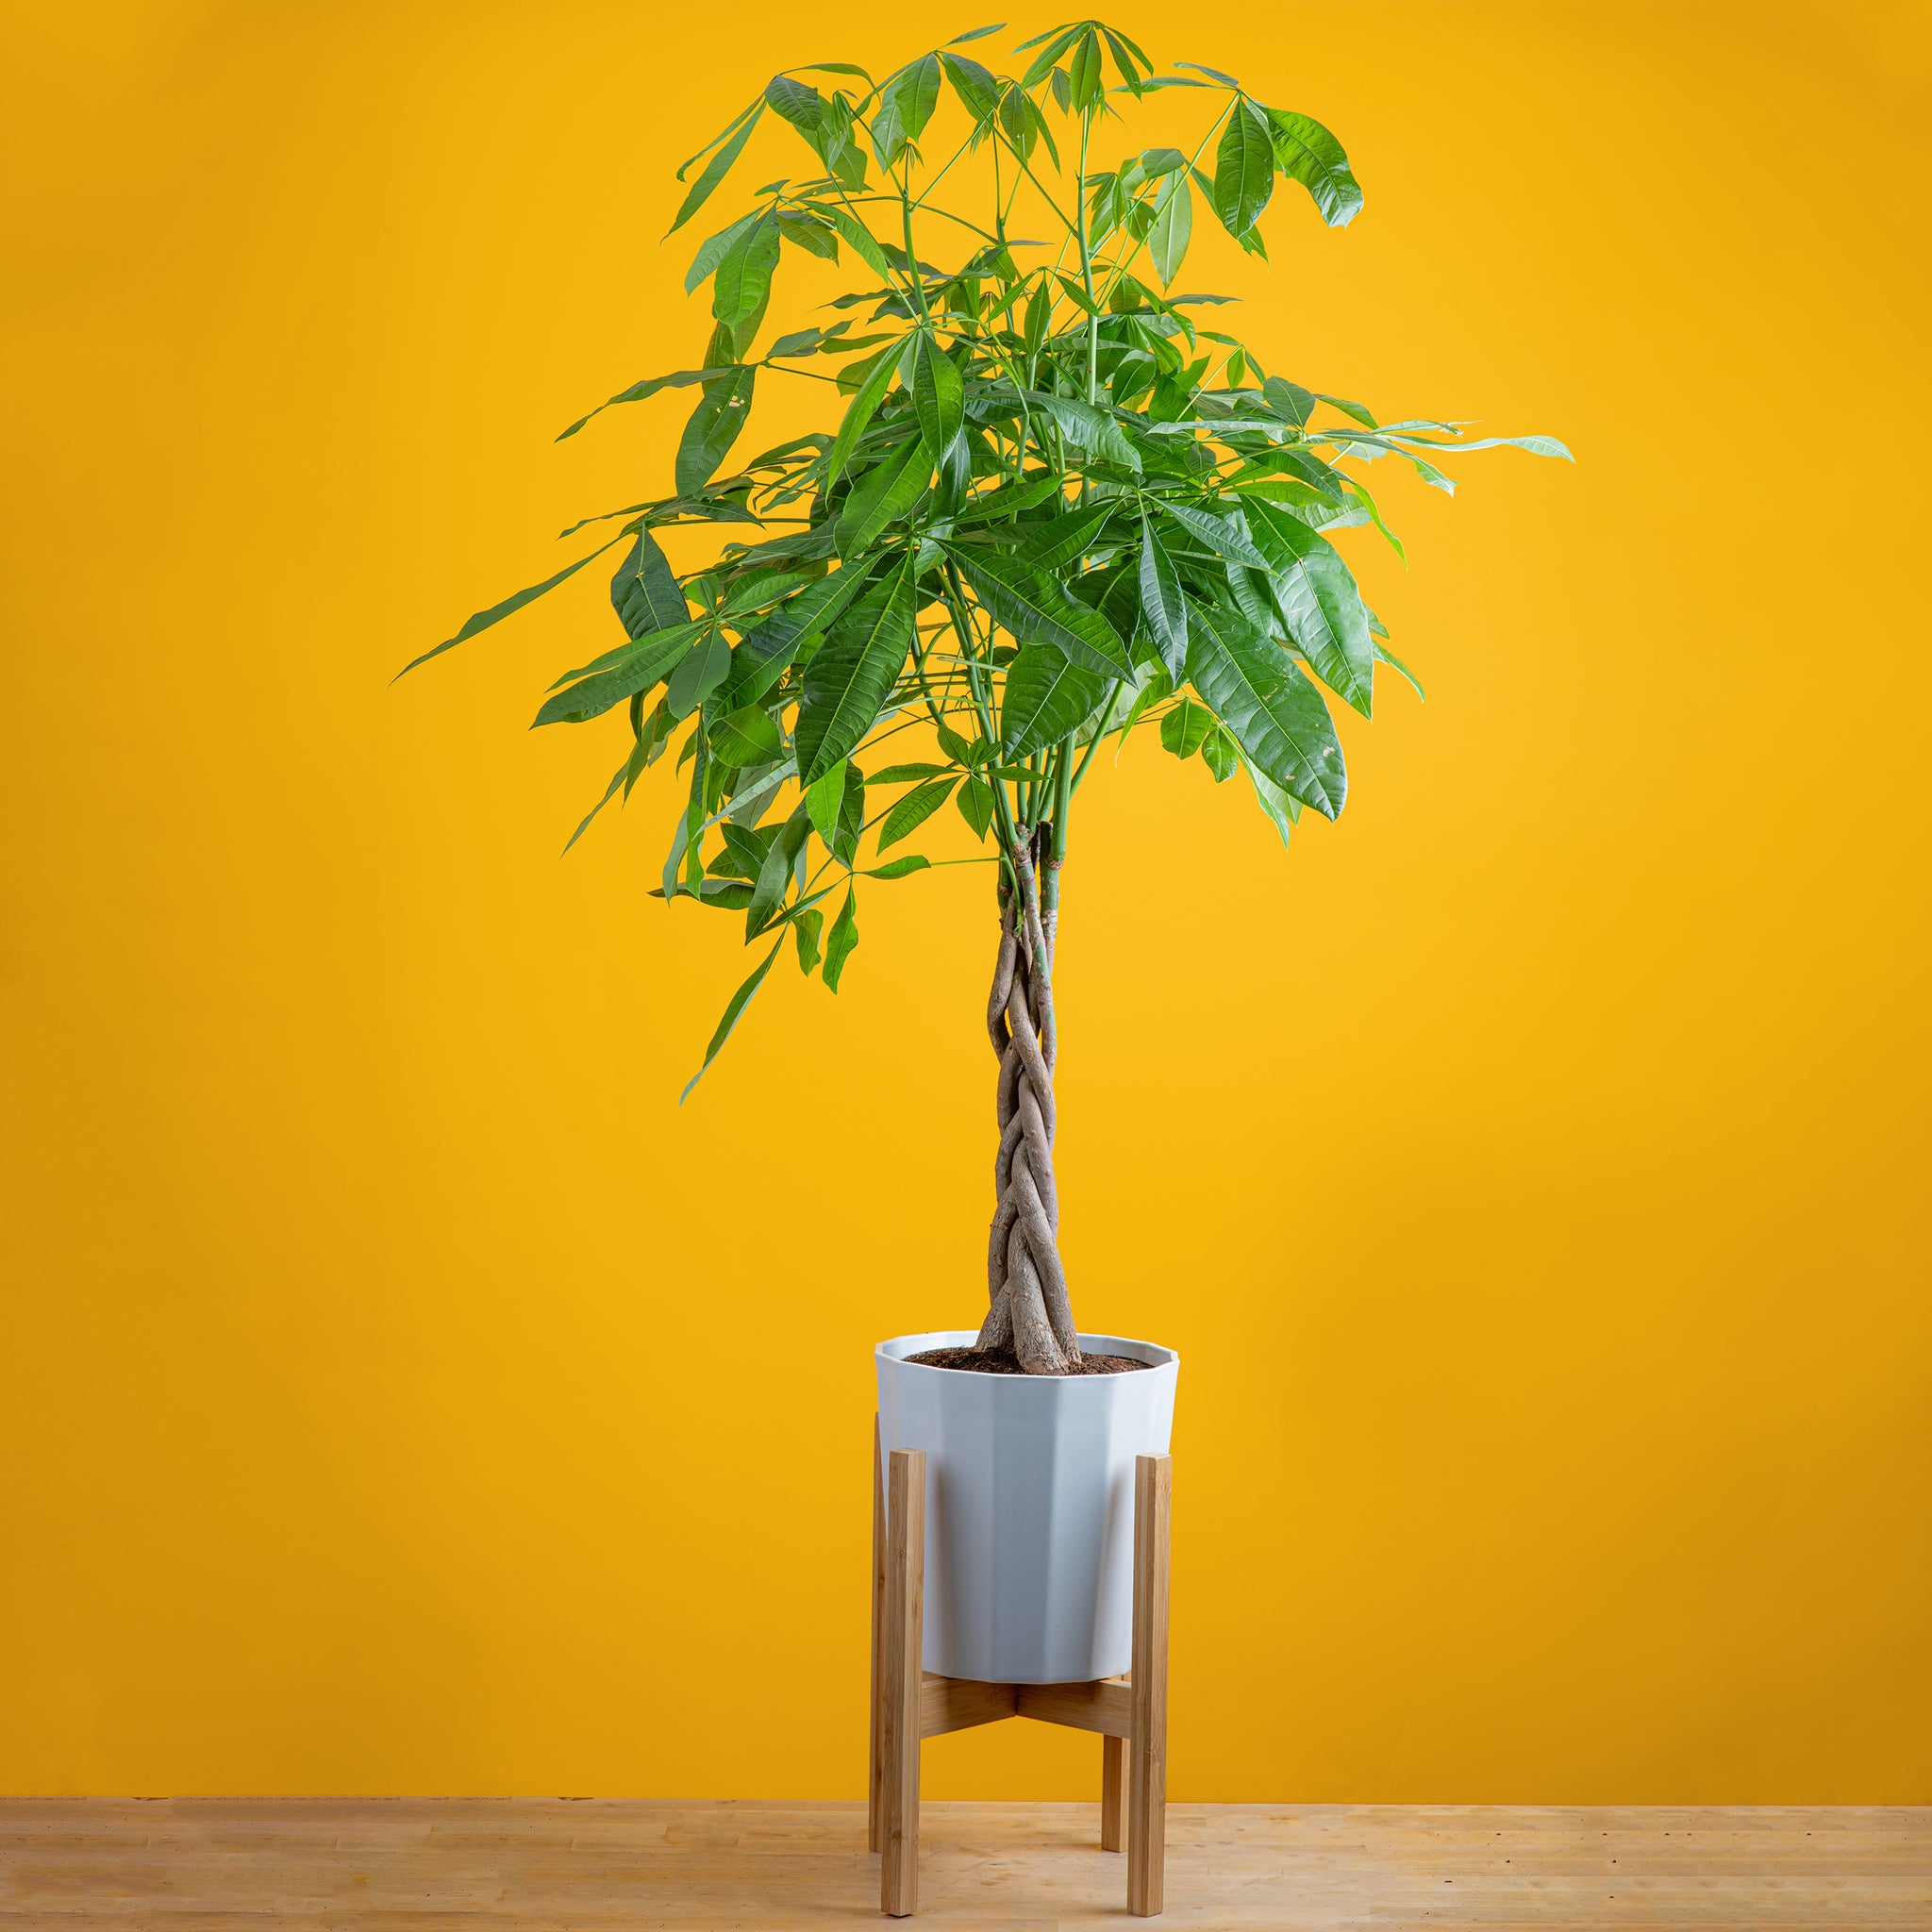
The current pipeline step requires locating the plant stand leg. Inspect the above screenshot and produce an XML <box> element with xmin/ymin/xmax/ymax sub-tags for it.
<box><xmin>1127</xmin><ymin>1453</ymin><xmax>1171</xmax><ymax>1918</ymax></box>
<box><xmin>1101</xmin><ymin>1733</ymin><xmax>1126</xmax><ymax>1852</ymax></box>
<box><xmin>869</xmin><ymin>1416</ymin><xmax>886</xmax><ymax>1855</ymax></box>
<box><xmin>880</xmin><ymin>1446</ymin><xmax>925</xmax><ymax>1918</ymax></box>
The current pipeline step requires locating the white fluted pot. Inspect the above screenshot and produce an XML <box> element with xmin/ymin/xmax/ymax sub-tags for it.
<box><xmin>875</xmin><ymin>1330</ymin><xmax>1179</xmax><ymax>1685</ymax></box>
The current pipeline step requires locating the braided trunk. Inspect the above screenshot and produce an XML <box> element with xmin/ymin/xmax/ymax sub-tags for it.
<box><xmin>975</xmin><ymin>831</ymin><xmax>1082</xmax><ymax>1373</ymax></box>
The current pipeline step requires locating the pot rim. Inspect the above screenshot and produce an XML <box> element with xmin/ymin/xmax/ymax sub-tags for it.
<box><xmin>876</xmin><ymin>1328</ymin><xmax>1178</xmax><ymax>1375</ymax></box>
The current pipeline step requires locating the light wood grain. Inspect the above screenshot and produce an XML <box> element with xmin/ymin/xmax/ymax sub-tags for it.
<box><xmin>1100</xmin><ymin>1736</ymin><xmax>1126</xmax><ymax>1855</ymax></box>
<box><xmin>4</xmin><ymin>1798</ymin><xmax>1924</xmax><ymax>1927</ymax></box>
<box><xmin>1127</xmin><ymin>1452</ymin><xmax>1171</xmax><ymax>1918</ymax></box>
<box><xmin>881</xmin><ymin>1447</ymin><xmax>925</xmax><ymax>1918</ymax></box>
<box><xmin>868</xmin><ymin>1416</ymin><xmax>885</xmax><ymax>1856</ymax></box>
<box><xmin>1012</xmin><ymin>1677</ymin><xmax>1133</xmax><ymax>1739</ymax></box>
<box><xmin>920</xmin><ymin>1674</ymin><xmax>1017</xmax><ymax>1739</ymax></box>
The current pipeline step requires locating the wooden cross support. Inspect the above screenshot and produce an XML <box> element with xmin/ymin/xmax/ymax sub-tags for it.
<box><xmin>869</xmin><ymin>1424</ymin><xmax>1172</xmax><ymax>1918</ymax></box>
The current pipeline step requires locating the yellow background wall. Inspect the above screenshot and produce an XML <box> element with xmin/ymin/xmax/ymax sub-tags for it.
<box><xmin>4</xmin><ymin>1</ymin><xmax>1928</xmax><ymax>1802</ymax></box>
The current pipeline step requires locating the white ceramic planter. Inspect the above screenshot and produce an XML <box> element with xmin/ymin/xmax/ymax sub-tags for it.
<box><xmin>875</xmin><ymin>1329</ymin><xmax>1179</xmax><ymax>1685</ymax></box>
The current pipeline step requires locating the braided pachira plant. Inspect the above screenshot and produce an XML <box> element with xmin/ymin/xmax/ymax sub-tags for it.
<box><xmin>982</xmin><ymin>833</ymin><xmax>1071</xmax><ymax>1371</ymax></box>
<box><xmin>412</xmin><ymin>20</ymin><xmax>1568</xmax><ymax>1373</ymax></box>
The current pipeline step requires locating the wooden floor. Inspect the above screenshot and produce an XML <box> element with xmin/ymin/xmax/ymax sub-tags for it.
<box><xmin>2</xmin><ymin>1798</ymin><xmax>1926</xmax><ymax>1929</ymax></box>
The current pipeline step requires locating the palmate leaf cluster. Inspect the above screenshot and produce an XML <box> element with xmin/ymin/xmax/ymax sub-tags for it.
<box><xmin>411</xmin><ymin>19</ymin><xmax>1570</xmax><ymax>1098</ymax></box>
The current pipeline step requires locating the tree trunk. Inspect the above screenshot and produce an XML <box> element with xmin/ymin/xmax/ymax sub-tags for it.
<box><xmin>975</xmin><ymin>833</ymin><xmax>1082</xmax><ymax>1373</ymax></box>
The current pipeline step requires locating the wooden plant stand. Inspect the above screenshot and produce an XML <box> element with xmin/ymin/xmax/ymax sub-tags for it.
<box><xmin>868</xmin><ymin>1424</ymin><xmax>1172</xmax><ymax>1918</ymax></box>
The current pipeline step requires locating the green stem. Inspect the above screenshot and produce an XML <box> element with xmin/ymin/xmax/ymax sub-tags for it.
<box><xmin>941</xmin><ymin>562</ymin><xmax>1024</xmax><ymax>861</ymax></box>
<box><xmin>1088</xmin><ymin>107</ymin><xmax>1232</xmax><ymax>311</ymax></box>
<box><xmin>1069</xmin><ymin>681</ymin><xmax>1125</xmax><ymax>795</ymax></box>
<box><xmin>897</xmin><ymin>162</ymin><xmax>930</xmax><ymax>321</ymax></box>
<box><xmin>1076</xmin><ymin>110</ymin><xmax>1099</xmax><ymax>408</ymax></box>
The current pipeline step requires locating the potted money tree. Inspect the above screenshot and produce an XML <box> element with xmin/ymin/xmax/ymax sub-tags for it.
<box><xmin>410</xmin><ymin>20</ymin><xmax>1566</xmax><ymax>1682</ymax></box>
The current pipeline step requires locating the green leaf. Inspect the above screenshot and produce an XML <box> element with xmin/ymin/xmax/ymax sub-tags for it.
<box><xmin>532</xmin><ymin>623</ymin><xmax>698</xmax><ymax>727</ymax></box>
<box><xmin>685</xmin><ymin>211</ymin><xmax>759</xmax><ymax>294</ymax></box>
<box><xmin>1017</xmin><ymin>501</ymin><xmax>1115</xmax><ymax>573</ymax></box>
<box><xmin>1421</xmin><ymin>432</ymin><xmax>1575</xmax><ymax>460</ymax></box>
<box><xmin>834</xmin><ymin>758</ymin><xmax>865</xmax><ymax>864</ymax></box>
<box><xmin>1241</xmin><ymin>750</ymin><xmax>1301</xmax><ymax>844</ymax></box>
<box><xmin>1001</xmin><ymin>642</ymin><xmax>1108</xmax><ymax>756</ymax></box>
<box><xmin>1021</xmin><ymin>391</ymin><xmax>1142</xmax><ymax>472</ymax></box>
<box><xmin>1134</xmin><ymin>146</ymin><xmax>1189</xmax><ymax>180</ymax></box>
<box><xmin>563</xmin><ymin>749</ymin><xmax>640</xmax><ymax>856</ymax></box>
<box><xmin>1242</xmin><ymin>498</ymin><xmax>1375</xmax><ymax>717</ymax></box>
<box><xmin>675</xmin><ymin>366</ymin><xmax>757</xmax><ymax>495</ymax></box>
<box><xmin>775</xmin><ymin>210</ymin><xmax>840</xmax><ymax>260</ymax></box>
<box><xmin>1137</xmin><ymin>514</ymin><xmax>1188</xmax><ymax>678</ymax></box>
<box><xmin>721</xmin><ymin>566</ymin><xmax>819</xmax><ymax>615</ymax></box>
<box><xmin>1101</xmin><ymin>23</ymin><xmax>1152</xmax><ymax>80</ymax></box>
<box><xmin>401</xmin><ymin>537</ymin><xmax>625</xmax><ymax>677</ymax></box>
<box><xmin>723</xmin><ymin>569</ymin><xmax>861</xmax><ymax>707</ymax></box>
<box><xmin>804</xmin><ymin>758</ymin><xmax>847</xmax><ymax>841</ymax></box>
<box><xmin>1160</xmin><ymin>695</ymin><xmax>1213</xmax><ymax>759</ymax></box>
<box><xmin>1068</xmin><ymin>28</ymin><xmax>1103</xmax><ymax>109</ymax></box>
<box><xmin>956</xmin><ymin>472</ymin><xmax>1062</xmax><ymax>525</ymax></box>
<box><xmin>956</xmin><ymin>774</ymin><xmax>996</xmax><ymax>839</ymax></box>
<box><xmin>865</xmin><ymin>855</ymin><xmax>931</xmax><ymax>879</ymax></box>
<box><xmin>1339</xmin><ymin>469</ymin><xmax>1406</xmax><ymax>562</ymax></box>
<box><xmin>712</xmin><ymin>210</ymin><xmax>781</xmax><ymax>345</ymax></box>
<box><xmin>1212</xmin><ymin>97</ymin><xmax>1274</xmax><ymax>236</ymax></box>
<box><xmin>716</xmin><ymin>822</ymin><xmax>775</xmax><ymax>879</ymax></box>
<box><xmin>943</xmin><ymin>543</ymin><xmax>1133</xmax><ymax>677</ymax></box>
<box><xmin>1374</xmin><ymin>639</ymin><xmax>1426</xmax><ymax>701</ymax></box>
<box><xmin>838</xmin><ymin>435</ymin><xmax>930</xmax><ymax>555</ymax></box>
<box><xmin>1185</xmin><ymin>599</ymin><xmax>1345</xmax><ymax>817</ymax></box>
<box><xmin>649</xmin><ymin>877</ymin><xmax>755</xmax><ymax>909</ymax></box>
<box><xmin>875</xmin><ymin>52</ymin><xmax>941</xmax><ymax>161</ymax></box>
<box><xmin>1017</xmin><ymin>24</ymin><xmax>1082</xmax><ymax>82</ymax></box>
<box><xmin>1200</xmin><ymin>723</ymin><xmax>1240</xmax><ymax>782</ymax></box>
<box><xmin>724</xmin><ymin>758</ymin><xmax>793</xmax><ymax>828</ymax></box>
<box><xmin>556</xmin><ymin>366</ymin><xmax>739</xmax><ymax>441</ymax></box>
<box><xmin>746</xmin><ymin>802</ymin><xmax>812</xmax><ymax>936</ymax></box>
<box><xmin>823</xmin><ymin>342</ymin><xmax>901</xmax><ymax>484</ymax></box>
<box><xmin>1175</xmin><ymin>60</ymin><xmax>1242</xmax><ymax>88</ymax></box>
<box><xmin>1148</xmin><ymin>173</ymin><xmax>1192</xmax><ymax>286</ymax></box>
<box><xmin>666</xmin><ymin>626</ymin><xmax>734</xmax><ymax>718</ymax></box>
<box><xmin>1263</xmin><ymin>108</ymin><xmax>1363</xmax><ymax>227</ymax></box>
<box><xmin>764</xmin><ymin>74</ymin><xmax>824</xmax><ymax>133</ymax></box>
<box><xmin>792</xmin><ymin>907</ymin><xmax>824</xmax><ymax>974</ymax></box>
<box><xmin>1155</xmin><ymin>498</ymin><xmax>1272</xmax><ymax>569</ymax></box>
<box><xmin>1317</xmin><ymin>391</ymin><xmax>1377</xmax><ymax>428</ymax></box>
<box><xmin>824</xmin><ymin>886</ymin><xmax>859</xmax><ymax>991</ymax></box>
<box><xmin>668</xmin><ymin>102</ymin><xmax>763</xmax><ymax>236</ymax></box>
<box><xmin>1023</xmin><ymin>284</ymin><xmax>1050</xmax><ymax>354</ymax></box>
<box><xmin>679</xmin><ymin>937</ymin><xmax>783</xmax><ymax>1104</ymax></box>
<box><xmin>948</xmin><ymin>23</ymin><xmax>1005</xmax><ymax>44</ymax></box>
<box><xmin>909</xmin><ymin>331</ymin><xmax>965</xmax><ymax>455</ymax></box>
<box><xmin>794</xmin><ymin>565</ymin><xmax>914</xmax><ymax>782</ymax></box>
<box><xmin>824</xmin><ymin>204</ymin><xmax>897</xmax><ymax>282</ymax></box>
<box><xmin>1262</xmin><ymin>375</ymin><xmax>1318</xmax><ymax>428</ymax></box>
<box><xmin>878</xmin><ymin>776</ymin><xmax>957</xmax><ymax>849</ymax></box>
<box><xmin>709</xmin><ymin>703</ymin><xmax>783</xmax><ymax>766</ymax></box>
<box><xmin>939</xmin><ymin>49</ymin><xmax>999</xmax><ymax>122</ymax></box>
<box><xmin>817</xmin><ymin>92</ymin><xmax>868</xmax><ymax>189</ymax></box>
<box><xmin>1222</xmin><ymin>560</ymin><xmax>1277</xmax><ymax>637</ymax></box>
<box><xmin>662</xmin><ymin>737</ymin><xmax>709</xmax><ymax>900</ymax></box>
<box><xmin>1115</xmin><ymin>662</ymin><xmax>1172</xmax><ymax>741</ymax></box>
<box><xmin>611</xmin><ymin>529</ymin><xmax>689</xmax><ymax>639</ymax></box>
<box><xmin>867</xmin><ymin>762</ymin><xmax>953</xmax><ymax>784</ymax></box>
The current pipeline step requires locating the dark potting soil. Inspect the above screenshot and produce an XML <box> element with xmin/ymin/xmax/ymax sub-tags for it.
<box><xmin>904</xmin><ymin>1346</ymin><xmax>1150</xmax><ymax>1376</ymax></box>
